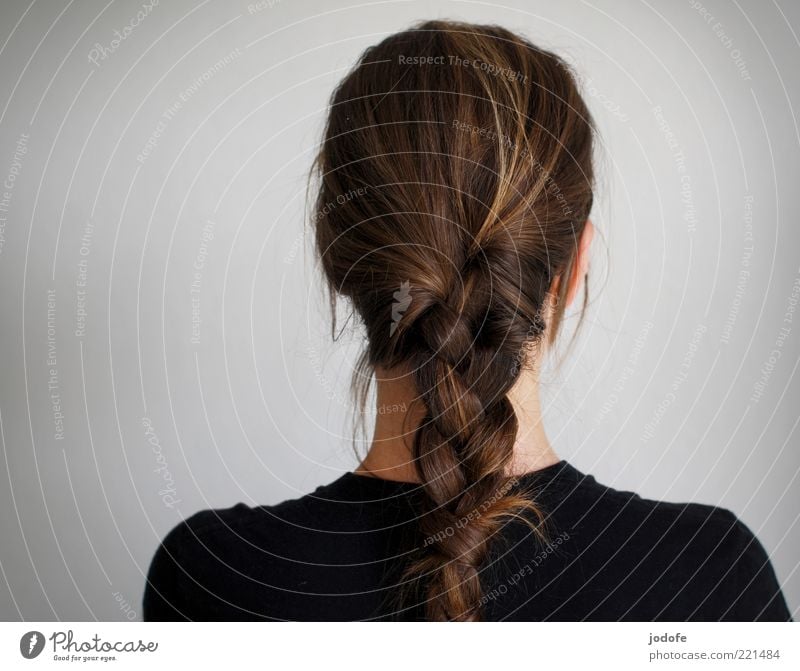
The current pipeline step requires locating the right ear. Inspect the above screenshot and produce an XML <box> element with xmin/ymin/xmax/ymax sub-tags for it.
<box><xmin>564</xmin><ymin>219</ymin><xmax>594</xmax><ymax>309</ymax></box>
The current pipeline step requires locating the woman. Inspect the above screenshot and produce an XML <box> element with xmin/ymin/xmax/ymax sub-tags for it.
<box><xmin>143</xmin><ymin>20</ymin><xmax>789</xmax><ymax>621</ymax></box>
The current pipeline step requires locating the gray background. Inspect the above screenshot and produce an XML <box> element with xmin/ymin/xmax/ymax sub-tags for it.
<box><xmin>0</xmin><ymin>0</ymin><xmax>798</xmax><ymax>620</ymax></box>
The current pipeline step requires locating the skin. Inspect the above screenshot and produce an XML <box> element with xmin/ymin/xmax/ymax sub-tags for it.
<box><xmin>355</xmin><ymin>219</ymin><xmax>595</xmax><ymax>483</ymax></box>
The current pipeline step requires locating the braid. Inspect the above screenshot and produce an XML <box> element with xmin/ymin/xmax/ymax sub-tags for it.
<box><xmin>393</xmin><ymin>253</ymin><xmax>547</xmax><ymax>620</ymax></box>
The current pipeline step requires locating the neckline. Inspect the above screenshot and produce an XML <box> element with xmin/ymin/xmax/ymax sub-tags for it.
<box><xmin>339</xmin><ymin>459</ymin><xmax>577</xmax><ymax>492</ymax></box>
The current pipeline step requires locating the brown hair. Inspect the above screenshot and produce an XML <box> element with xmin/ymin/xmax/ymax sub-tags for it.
<box><xmin>311</xmin><ymin>20</ymin><xmax>595</xmax><ymax>620</ymax></box>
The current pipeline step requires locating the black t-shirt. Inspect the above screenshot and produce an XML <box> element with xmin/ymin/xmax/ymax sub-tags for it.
<box><xmin>142</xmin><ymin>460</ymin><xmax>790</xmax><ymax>621</ymax></box>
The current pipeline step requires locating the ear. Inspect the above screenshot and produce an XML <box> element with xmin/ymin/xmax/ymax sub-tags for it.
<box><xmin>564</xmin><ymin>218</ymin><xmax>594</xmax><ymax>308</ymax></box>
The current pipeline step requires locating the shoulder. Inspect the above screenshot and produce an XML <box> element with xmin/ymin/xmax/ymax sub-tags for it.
<box><xmin>660</xmin><ymin>504</ymin><xmax>790</xmax><ymax>620</ymax></box>
<box><xmin>152</xmin><ymin>504</ymin><xmax>251</xmax><ymax>557</ymax></box>
<box><xmin>558</xmin><ymin>471</ymin><xmax>755</xmax><ymax>549</ymax></box>
<box><xmin>142</xmin><ymin>498</ymin><xmax>309</xmax><ymax>621</ymax></box>
<box><xmin>141</xmin><ymin>476</ymin><xmax>385</xmax><ymax>621</ymax></box>
<box><xmin>142</xmin><ymin>505</ymin><xmax>247</xmax><ymax>621</ymax></box>
<box><xmin>153</xmin><ymin>485</ymin><xmax>337</xmax><ymax>555</ymax></box>
<box><xmin>550</xmin><ymin>473</ymin><xmax>790</xmax><ymax>620</ymax></box>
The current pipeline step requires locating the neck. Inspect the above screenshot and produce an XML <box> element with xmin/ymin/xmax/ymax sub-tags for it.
<box><xmin>355</xmin><ymin>365</ymin><xmax>560</xmax><ymax>483</ymax></box>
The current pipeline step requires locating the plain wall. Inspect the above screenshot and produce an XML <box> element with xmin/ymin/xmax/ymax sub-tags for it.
<box><xmin>0</xmin><ymin>0</ymin><xmax>797</xmax><ymax>620</ymax></box>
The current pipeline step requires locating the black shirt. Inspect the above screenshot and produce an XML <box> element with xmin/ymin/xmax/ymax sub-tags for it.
<box><xmin>142</xmin><ymin>460</ymin><xmax>790</xmax><ymax>621</ymax></box>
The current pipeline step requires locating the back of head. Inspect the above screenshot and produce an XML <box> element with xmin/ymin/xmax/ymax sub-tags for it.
<box><xmin>312</xmin><ymin>19</ymin><xmax>595</xmax><ymax>620</ymax></box>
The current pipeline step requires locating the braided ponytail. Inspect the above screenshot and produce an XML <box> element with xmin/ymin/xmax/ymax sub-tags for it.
<box><xmin>312</xmin><ymin>20</ymin><xmax>595</xmax><ymax>620</ymax></box>
<box><xmin>408</xmin><ymin>310</ymin><xmax>542</xmax><ymax>618</ymax></box>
